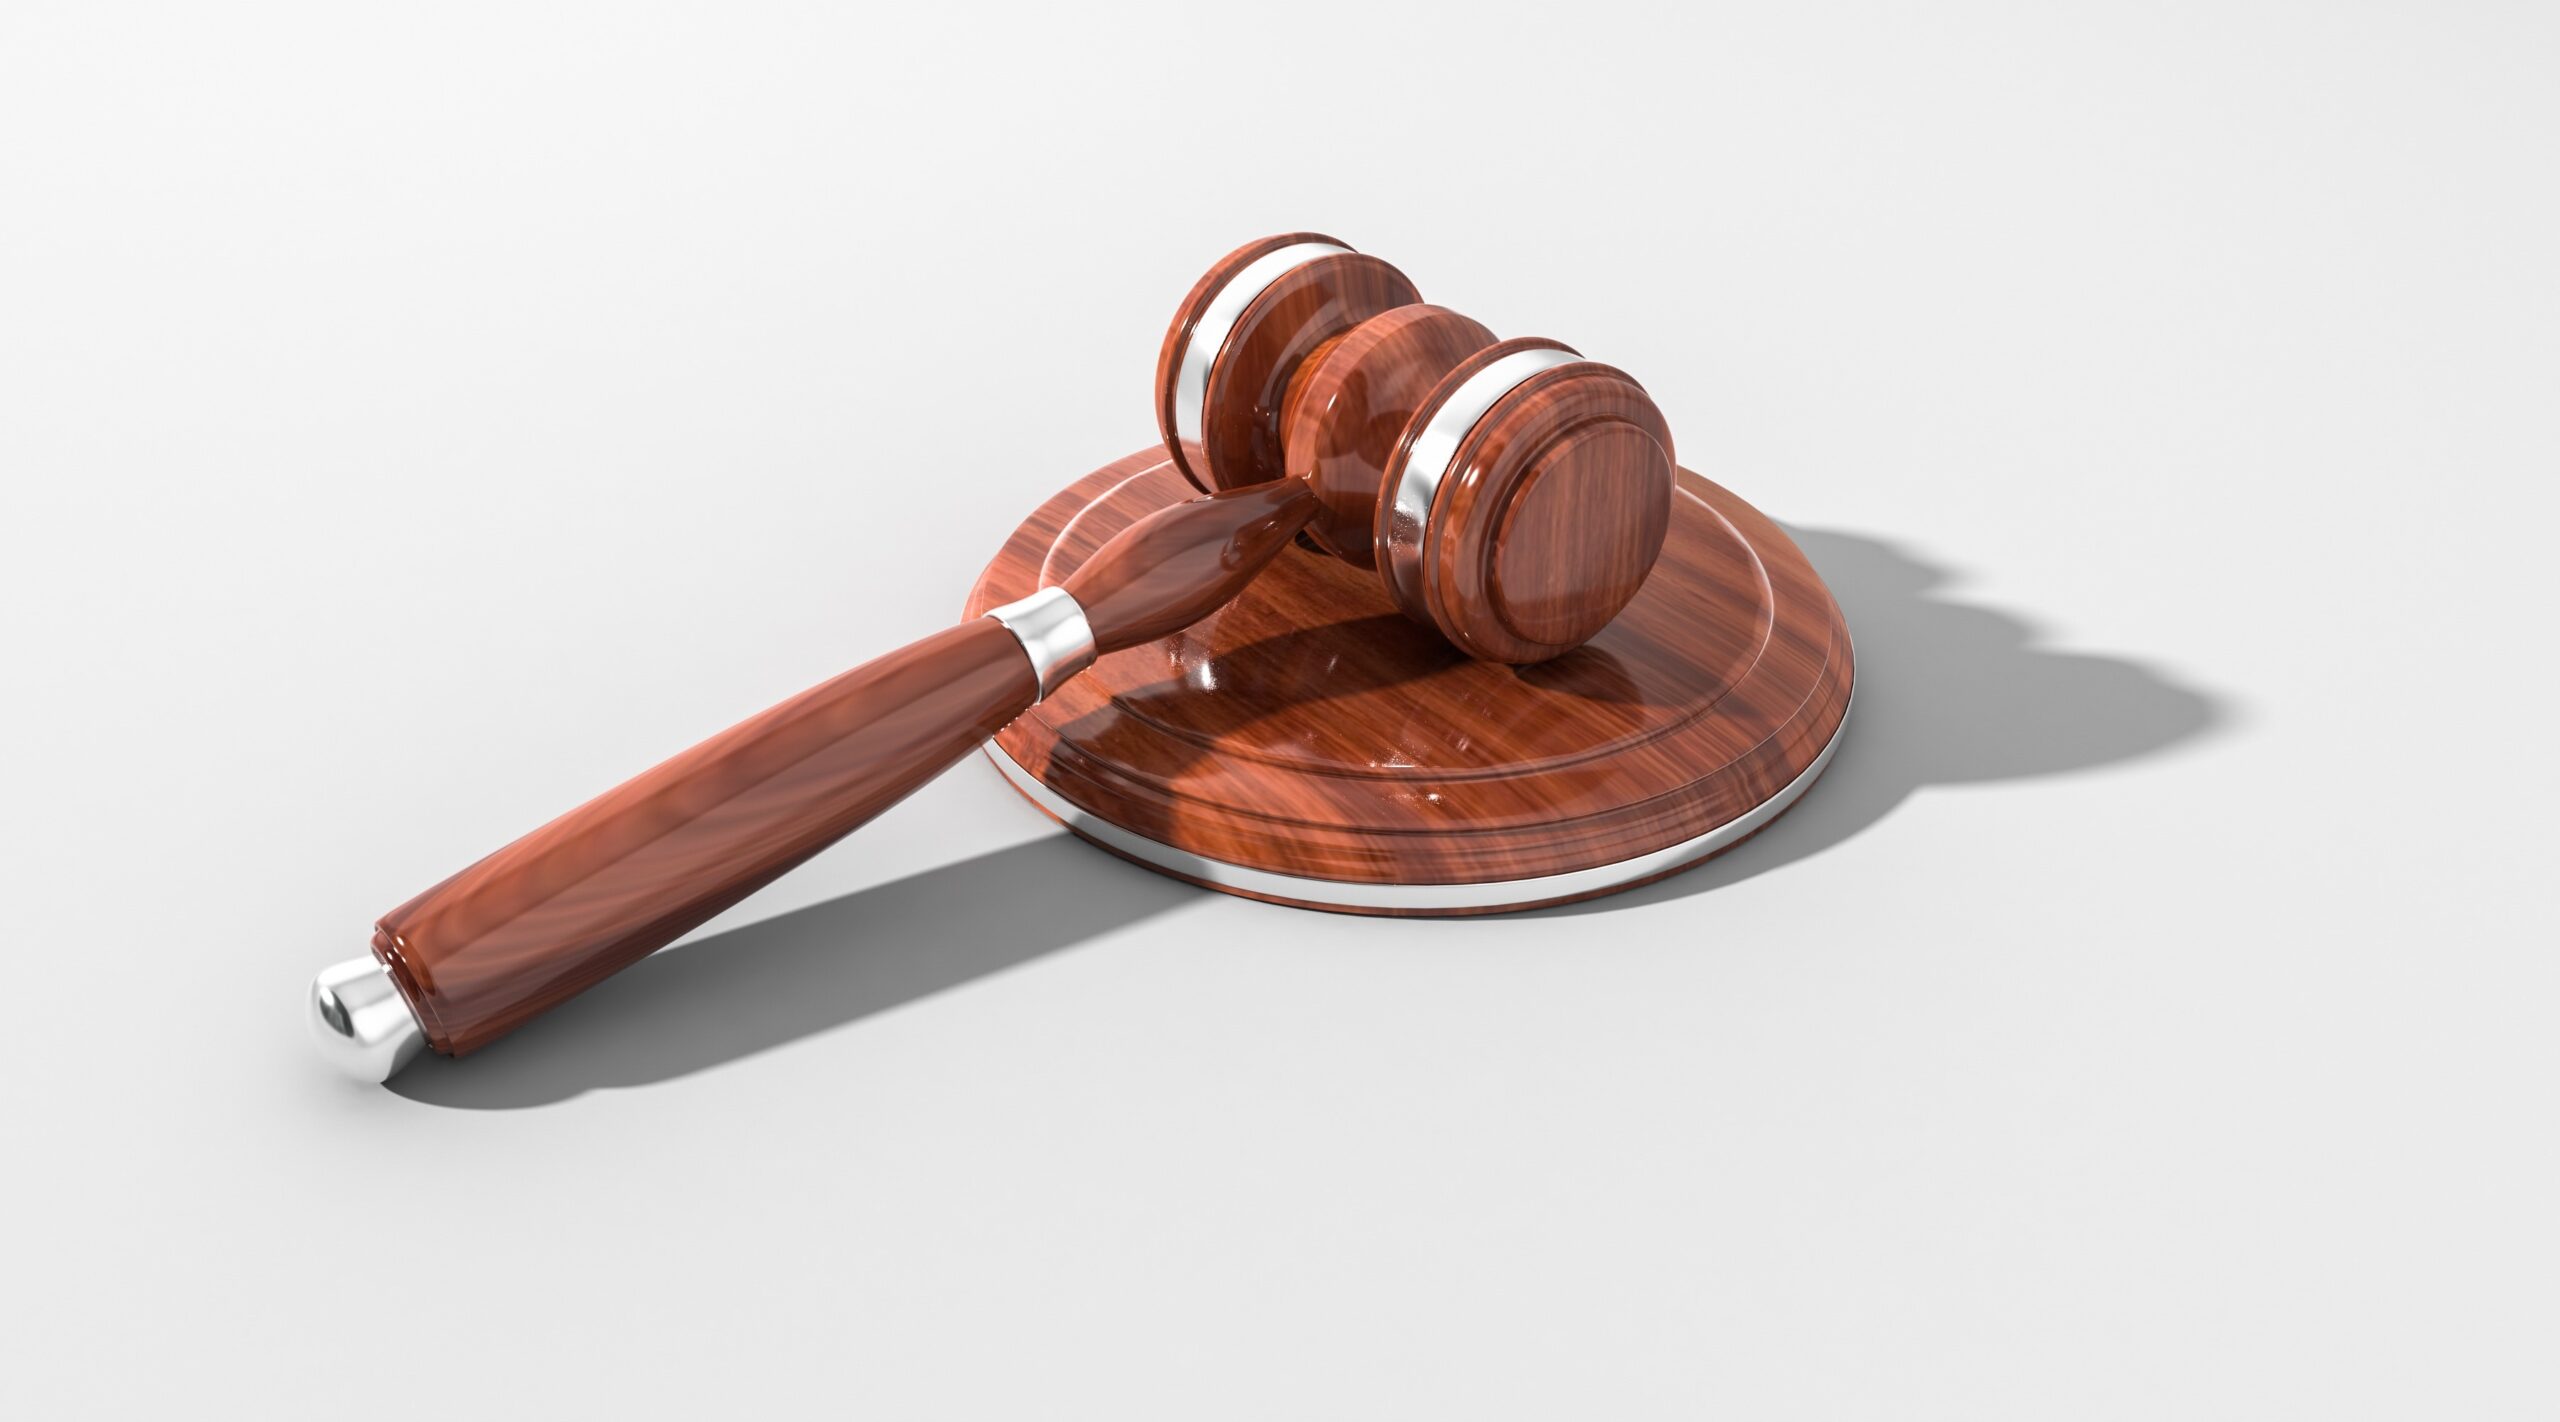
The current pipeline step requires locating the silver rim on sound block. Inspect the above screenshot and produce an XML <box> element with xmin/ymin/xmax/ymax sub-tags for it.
<box><xmin>982</xmin><ymin>694</ymin><xmax>1849</xmax><ymax>913</ymax></box>
<box><xmin>1169</xmin><ymin>240</ymin><xmax>1352</xmax><ymax>466</ymax></box>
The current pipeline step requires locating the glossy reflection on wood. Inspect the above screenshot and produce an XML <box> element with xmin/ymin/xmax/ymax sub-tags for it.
<box><xmin>373</xmin><ymin>620</ymin><xmax>1039</xmax><ymax>1056</ymax></box>
<box><xmin>1153</xmin><ymin>231</ymin><xmax>1349</xmax><ymax>494</ymax></box>
<box><xmin>1418</xmin><ymin>356</ymin><xmax>1676</xmax><ymax>664</ymax></box>
<box><xmin>1155</xmin><ymin>236</ymin><xmax>1683</xmax><ymax>667</ymax></box>
<box><xmin>366</xmin><ymin>473</ymin><xmax>1338</xmax><ymax>1057</ymax></box>
<box><xmin>1280</xmin><ymin>303</ymin><xmax>1496</xmax><ymax>567</ymax></box>
<box><xmin>1192</xmin><ymin>253</ymin><xmax>1419</xmax><ymax>494</ymax></box>
<box><xmin>1062</xmin><ymin>478</ymin><xmax>1321</xmax><ymax>651</ymax></box>
<box><xmin>966</xmin><ymin>448</ymin><xmax>1854</xmax><ymax>912</ymax></box>
<box><xmin>346</xmin><ymin>234</ymin><xmax>1840</xmax><ymax>1064</ymax></box>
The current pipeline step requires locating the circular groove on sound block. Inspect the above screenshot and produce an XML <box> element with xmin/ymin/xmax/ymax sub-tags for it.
<box><xmin>962</xmin><ymin>449</ymin><xmax>1855</xmax><ymax>916</ymax></box>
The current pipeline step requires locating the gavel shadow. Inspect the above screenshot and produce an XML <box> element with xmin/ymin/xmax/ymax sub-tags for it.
<box><xmin>391</xmin><ymin>526</ymin><xmax>2227</xmax><ymax>1107</ymax></box>
<box><xmin>389</xmin><ymin>836</ymin><xmax>1201</xmax><ymax>1109</ymax></box>
<box><xmin>1532</xmin><ymin>526</ymin><xmax>2231</xmax><ymax>914</ymax></box>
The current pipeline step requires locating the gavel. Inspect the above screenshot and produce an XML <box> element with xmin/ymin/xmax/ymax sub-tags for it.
<box><xmin>310</xmin><ymin>233</ymin><xmax>1679</xmax><ymax>1081</ymax></box>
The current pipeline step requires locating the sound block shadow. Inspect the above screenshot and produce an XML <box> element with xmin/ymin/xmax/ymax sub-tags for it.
<box><xmin>1537</xmin><ymin>525</ymin><xmax>2231</xmax><ymax>915</ymax></box>
<box><xmin>391</xmin><ymin>837</ymin><xmax>1199</xmax><ymax>1109</ymax></box>
<box><xmin>393</xmin><ymin>525</ymin><xmax>2226</xmax><ymax>1107</ymax></box>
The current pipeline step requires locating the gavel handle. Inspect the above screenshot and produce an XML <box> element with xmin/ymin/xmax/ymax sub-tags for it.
<box><xmin>323</xmin><ymin>477</ymin><xmax>1318</xmax><ymax>1075</ymax></box>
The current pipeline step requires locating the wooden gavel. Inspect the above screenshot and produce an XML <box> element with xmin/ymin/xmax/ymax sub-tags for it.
<box><xmin>309</xmin><ymin>233</ymin><xmax>1679</xmax><ymax>1080</ymax></box>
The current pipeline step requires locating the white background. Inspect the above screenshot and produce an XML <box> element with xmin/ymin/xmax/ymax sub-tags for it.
<box><xmin>4</xmin><ymin>2</ymin><xmax>2554</xmax><ymax>1416</ymax></box>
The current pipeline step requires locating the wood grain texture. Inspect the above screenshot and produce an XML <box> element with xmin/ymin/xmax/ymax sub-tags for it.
<box><xmin>1154</xmin><ymin>232</ymin><xmax>1344</xmax><ymax>494</ymax></box>
<box><xmin>374</xmin><ymin>618</ymin><xmax>1039</xmax><ymax>1055</ymax></box>
<box><xmin>1153</xmin><ymin>243</ymin><xmax>1681</xmax><ymax>666</ymax></box>
<box><xmin>964</xmin><ymin>449</ymin><xmax>1852</xmax><ymax>910</ymax></box>
<box><xmin>1490</xmin><ymin>422</ymin><xmax>1672</xmax><ymax>647</ymax></box>
<box><xmin>1420</xmin><ymin>361</ymin><xmax>1676</xmax><ymax>663</ymax></box>
<box><xmin>1372</xmin><ymin>335</ymin><xmax>1576</xmax><ymax>624</ymax></box>
<box><xmin>1279</xmin><ymin>303</ymin><xmax>1496</xmax><ymax>568</ymax></box>
<box><xmin>1191</xmin><ymin>252</ymin><xmax>1419</xmax><ymax>492</ymax></box>
<box><xmin>1062</xmin><ymin>477</ymin><xmax>1321</xmax><ymax>651</ymax></box>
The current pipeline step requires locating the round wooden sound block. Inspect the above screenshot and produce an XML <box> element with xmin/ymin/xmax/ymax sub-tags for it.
<box><xmin>963</xmin><ymin>449</ymin><xmax>1855</xmax><ymax>915</ymax></box>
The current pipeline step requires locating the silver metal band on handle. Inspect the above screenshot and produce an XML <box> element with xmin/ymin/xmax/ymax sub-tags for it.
<box><xmin>1170</xmin><ymin>240</ymin><xmax>1352</xmax><ymax>470</ymax></box>
<box><xmin>1381</xmin><ymin>345</ymin><xmax>1585</xmax><ymax>617</ymax></box>
<box><xmin>985</xmin><ymin>586</ymin><xmax>1097</xmax><ymax>701</ymax></box>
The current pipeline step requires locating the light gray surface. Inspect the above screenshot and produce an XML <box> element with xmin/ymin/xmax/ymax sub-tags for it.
<box><xmin>3</xmin><ymin>2</ymin><xmax>2553</xmax><ymax>1416</ymax></box>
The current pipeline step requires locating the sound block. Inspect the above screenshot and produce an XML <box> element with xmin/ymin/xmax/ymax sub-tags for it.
<box><xmin>963</xmin><ymin>449</ymin><xmax>1854</xmax><ymax>915</ymax></box>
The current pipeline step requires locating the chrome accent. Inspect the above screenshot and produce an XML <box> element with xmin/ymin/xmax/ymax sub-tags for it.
<box><xmin>309</xmin><ymin>957</ymin><xmax>427</xmax><ymax>1084</ymax></box>
<box><xmin>985</xmin><ymin>586</ymin><xmax>1097</xmax><ymax>700</ymax></box>
<box><xmin>984</xmin><ymin>694</ymin><xmax>1851</xmax><ymax>912</ymax></box>
<box><xmin>1381</xmin><ymin>346</ymin><xmax>1584</xmax><ymax>618</ymax></box>
<box><xmin>1170</xmin><ymin>240</ymin><xmax>1352</xmax><ymax>472</ymax></box>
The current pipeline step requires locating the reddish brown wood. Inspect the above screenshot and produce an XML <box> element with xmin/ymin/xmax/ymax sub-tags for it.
<box><xmin>964</xmin><ymin>449</ymin><xmax>1852</xmax><ymax>909</ymax></box>
<box><xmin>367</xmin><ymin>475</ymin><xmax>1339</xmax><ymax>1058</ymax></box>
<box><xmin>1062</xmin><ymin>477</ymin><xmax>1321</xmax><ymax>651</ymax></box>
<box><xmin>1154</xmin><ymin>231</ymin><xmax>1347</xmax><ymax>493</ymax></box>
<box><xmin>369</xmin><ymin>236</ymin><xmax>1782</xmax><ymax>1055</ymax></box>
<box><xmin>1419</xmin><ymin>360</ymin><xmax>1676</xmax><ymax>663</ymax></box>
<box><xmin>1279</xmin><ymin>303</ymin><xmax>1496</xmax><ymax>567</ymax></box>
<box><xmin>373</xmin><ymin>619</ymin><xmax>1039</xmax><ymax>1056</ymax></box>
<box><xmin>1159</xmin><ymin>239</ymin><xmax>1681</xmax><ymax>666</ymax></box>
<box><xmin>1191</xmin><ymin>252</ymin><xmax>1419</xmax><ymax>492</ymax></box>
<box><xmin>1490</xmin><ymin>424</ymin><xmax>1672</xmax><ymax>645</ymax></box>
<box><xmin>1369</xmin><ymin>335</ymin><xmax>1572</xmax><ymax>608</ymax></box>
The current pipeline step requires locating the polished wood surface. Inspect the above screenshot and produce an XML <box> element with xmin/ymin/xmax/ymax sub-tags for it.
<box><xmin>1062</xmin><ymin>477</ymin><xmax>1321</xmax><ymax>651</ymax></box>
<box><xmin>1415</xmin><ymin>356</ymin><xmax>1675</xmax><ymax>663</ymax></box>
<box><xmin>1280</xmin><ymin>303</ymin><xmax>1496</xmax><ymax>567</ymax></box>
<box><xmin>1367</xmin><ymin>335</ymin><xmax>1571</xmax><ymax>626</ymax></box>
<box><xmin>964</xmin><ymin>448</ymin><xmax>1853</xmax><ymax>912</ymax></box>
<box><xmin>1156</xmin><ymin>237</ymin><xmax>1680</xmax><ymax>665</ymax></box>
<box><xmin>369</xmin><ymin>474</ymin><xmax>1339</xmax><ymax>1057</ymax></box>
<box><xmin>1189</xmin><ymin>252</ymin><xmax>1419</xmax><ymax>493</ymax></box>
<box><xmin>1153</xmin><ymin>231</ymin><xmax>1345</xmax><ymax>494</ymax></box>
<box><xmin>1488</xmin><ymin>422</ymin><xmax>1673</xmax><ymax>646</ymax></box>
<box><xmin>375</xmin><ymin>619</ymin><xmax>1040</xmax><ymax>1055</ymax></box>
<box><xmin>367</xmin><ymin>233</ymin><xmax>1814</xmax><ymax>1053</ymax></box>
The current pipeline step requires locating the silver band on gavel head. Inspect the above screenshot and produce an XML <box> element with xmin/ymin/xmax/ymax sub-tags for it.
<box><xmin>984</xmin><ymin>585</ymin><xmax>1097</xmax><ymax>701</ymax></box>
<box><xmin>1380</xmin><ymin>345</ymin><xmax>1584</xmax><ymax>622</ymax></box>
<box><xmin>1169</xmin><ymin>239</ymin><xmax>1352</xmax><ymax>470</ymax></box>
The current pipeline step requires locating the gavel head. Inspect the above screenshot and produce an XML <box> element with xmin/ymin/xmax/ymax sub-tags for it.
<box><xmin>1155</xmin><ymin>233</ymin><xmax>1677</xmax><ymax>665</ymax></box>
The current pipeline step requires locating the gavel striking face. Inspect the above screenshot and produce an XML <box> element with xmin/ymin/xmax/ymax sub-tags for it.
<box><xmin>308</xmin><ymin>234</ymin><xmax>1680</xmax><ymax>1080</ymax></box>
